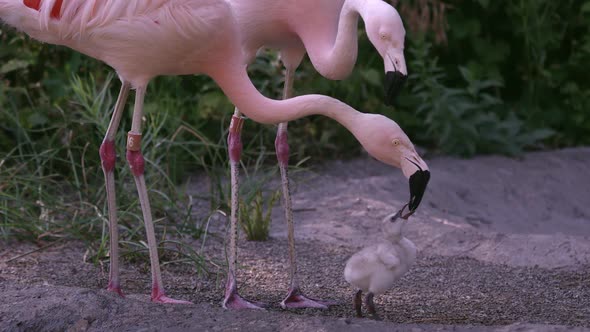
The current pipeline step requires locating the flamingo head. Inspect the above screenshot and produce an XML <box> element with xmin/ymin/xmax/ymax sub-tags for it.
<box><xmin>364</xmin><ymin>5</ymin><xmax>407</xmax><ymax>106</ymax></box>
<box><xmin>382</xmin><ymin>211</ymin><xmax>406</xmax><ymax>241</ymax></box>
<box><xmin>351</xmin><ymin>114</ymin><xmax>430</xmax><ymax>215</ymax></box>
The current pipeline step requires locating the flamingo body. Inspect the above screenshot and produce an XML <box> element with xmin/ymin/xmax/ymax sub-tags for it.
<box><xmin>3</xmin><ymin>0</ymin><xmax>236</xmax><ymax>87</ymax></box>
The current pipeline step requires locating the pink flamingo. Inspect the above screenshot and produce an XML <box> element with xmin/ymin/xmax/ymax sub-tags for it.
<box><xmin>0</xmin><ymin>0</ymin><xmax>429</xmax><ymax>307</ymax></box>
<box><xmin>227</xmin><ymin>0</ymin><xmax>414</xmax><ymax>309</ymax></box>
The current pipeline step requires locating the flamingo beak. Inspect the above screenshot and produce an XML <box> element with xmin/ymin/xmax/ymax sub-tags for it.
<box><xmin>401</xmin><ymin>154</ymin><xmax>430</xmax><ymax>216</ymax></box>
<box><xmin>383</xmin><ymin>49</ymin><xmax>407</xmax><ymax>106</ymax></box>
<box><xmin>408</xmin><ymin>168</ymin><xmax>430</xmax><ymax>212</ymax></box>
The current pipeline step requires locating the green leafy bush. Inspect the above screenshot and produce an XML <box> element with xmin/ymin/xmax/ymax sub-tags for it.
<box><xmin>398</xmin><ymin>37</ymin><xmax>553</xmax><ymax>156</ymax></box>
<box><xmin>433</xmin><ymin>0</ymin><xmax>590</xmax><ymax>146</ymax></box>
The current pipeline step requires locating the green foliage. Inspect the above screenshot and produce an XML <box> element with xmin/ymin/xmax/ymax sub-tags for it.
<box><xmin>239</xmin><ymin>190</ymin><xmax>280</xmax><ymax>242</ymax></box>
<box><xmin>234</xmin><ymin>139</ymin><xmax>283</xmax><ymax>242</ymax></box>
<box><xmin>398</xmin><ymin>37</ymin><xmax>553</xmax><ymax>156</ymax></box>
<box><xmin>0</xmin><ymin>70</ymin><xmax>213</xmax><ymax>273</ymax></box>
<box><xmin>438</xmin><ymin>0</ymin><xmax>590</xmax><ymax>147</ymax></box>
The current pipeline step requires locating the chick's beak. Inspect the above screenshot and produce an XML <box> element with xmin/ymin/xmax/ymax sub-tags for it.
<box><xmin>401</xmin><ymin>153</ymin><xmax>430</xmax><ymax>214</ymax></box>
<box><xmin>383</xmin><ymin>49</ymin><xmax>408</xmax><ymax>106</ymax></box>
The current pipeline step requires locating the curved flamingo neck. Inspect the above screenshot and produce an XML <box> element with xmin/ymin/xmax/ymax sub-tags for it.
<box><xmin>210</xmin><ymin>65</ymin><xmax>362</xmax><ymax>132</ymax></box>
<box><xmin>307</xmin><ymin>0</ymin><xmax>358</xmax><ymax>80</ymax></box>
<box><xmin>309</xmin><ymin>0</ymin><xmax>375</xmax><ymax>80</ymax></box>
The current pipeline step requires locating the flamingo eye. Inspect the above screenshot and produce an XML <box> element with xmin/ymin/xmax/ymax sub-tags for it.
<box><xmin>392</xmin><ymin>139</ymin><xmax>401</xmax><ymax>146</ymax></box>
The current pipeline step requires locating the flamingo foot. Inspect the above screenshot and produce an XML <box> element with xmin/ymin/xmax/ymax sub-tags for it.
<box><xmin>151</xmin><ymin>288</ymin><xmax>192</xmax><ymax>304</ymax></box>
<box><xmin>223</xmin><ymin>274</ymin><xmax>265</xmax><ymax>310</ymax></box>
<box><xmin>280</xmin><ymin>287</ymin><xmax>338</xmax><ymax>309</ymax></box>
<box><xmin>152</xmin><ymin>294</ymin><xmax>192</xmax><ymax>304</ymax></box>
<box><xmin>107</xmin><ymin>281</ymin><xmax>125</xmax><ymax>297</ymax></box>
<box><xmin>223</xmin><ymin>290</ymin><xmax>266</xmax><ymax>310</ymax></box>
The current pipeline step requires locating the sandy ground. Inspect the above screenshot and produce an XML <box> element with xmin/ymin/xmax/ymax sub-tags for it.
<box><xmin>1</xmin><ymin>148</ymin><xmax>589</xmax><ymax>331</ymax></box>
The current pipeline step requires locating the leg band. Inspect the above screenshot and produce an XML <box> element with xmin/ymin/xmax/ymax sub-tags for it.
<box><xmin>127</xmin><ymin>131</ymin><xmax>142</xmax><ymax>151</ymax></box>
<box><xmin>228</xmin><ymin>116</ymin><xmax>245</xmax><ymax>162</ymax></box>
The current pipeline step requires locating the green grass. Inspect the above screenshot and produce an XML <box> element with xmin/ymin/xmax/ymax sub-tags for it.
<box><xmin>0</xmin><ymin>70</ymin><xmax>287</xmax><ymax>274</ymax></box>
<box><xmin>0</xmin><ymin>73</ymin><xmax>157</xmax><ymax>242</ymax></box>
<box><xmin>239</xmin><ymin>190</ymin><xmax>281</xmax><ymax>242</ymax></box>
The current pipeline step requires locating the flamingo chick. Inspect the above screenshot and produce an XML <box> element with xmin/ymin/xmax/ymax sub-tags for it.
<box><xmin>344</xmin><ymin>211</ymin><xmax>417</xmax><ymax>320</ymax></box>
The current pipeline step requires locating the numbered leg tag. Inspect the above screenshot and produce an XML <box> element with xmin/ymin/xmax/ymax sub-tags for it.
<box><xmin>127</xmin><ymin>132</ymin><xmax>142</xmax><ymax>151</ymax></box>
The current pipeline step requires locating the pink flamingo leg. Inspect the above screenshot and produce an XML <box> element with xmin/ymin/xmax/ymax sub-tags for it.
<box><xmin>278</xmin><ymin>69</ymin><xmax>336</xmax><ymax>309</ymax></box>
<box><xmin>223</xmin><ymin>110</ymin><xmax>265</xmax><ymax>310</ymax></box>
<box><xmin>126</xmin><ymin>86</ymin><xmax>191</xmax><ymax>305</ymax></box>
<box><xmin>99</xmin><ymin>81</ymin><xmax>131</xmax><ymax>297</ymax></box>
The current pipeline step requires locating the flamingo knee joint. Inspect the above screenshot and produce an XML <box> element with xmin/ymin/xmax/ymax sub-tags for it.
<box><xmin>275</xmin><ymin>131</ymin><xmax>290</xmax><ymax>166</ymax></box>
<box><xmin>99</xmin><ymin>140</ymin><xmax>117</xmax><ymax>173</ymax></box>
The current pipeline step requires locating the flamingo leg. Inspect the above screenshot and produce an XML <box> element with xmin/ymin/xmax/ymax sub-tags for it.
<box><xmin>100</xmin><ymin>80</ymin><xmax>131</xmax><ymax>297</ymax></box>
<box><xmin>278</xmin><ymin>69</ymin><xmax>336</xmax><ymax>309</ymax></box>
<box><xmin>365</xmin><ymin>292</ymin><xmax>381</xmax><ymax>320</ymax></box>
<box><xmin>354</xmin><ymin>290</ymin><xmax>363</xmax><ymax>317</ymax></box>
<box><xmin>223</xmin><ymin>108</ymin><xmax>265</xmax><ymax>310</ymax></box>
<box><xmin>126</xmin><ymin>86</ymin><xmax>191</xmax><ymax>304</ymax></box>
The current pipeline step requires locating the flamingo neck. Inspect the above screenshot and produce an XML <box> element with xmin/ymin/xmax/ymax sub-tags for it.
<box><xmin>313</xmin><ymin>0</ymin><xmax>390</xmax><ymax>80</ymax></box>
<box><xmin>312</xmin><ymin>0</ymin><xmax>365</xmax><ymax>80</ymax></box>
<box><xmin>210</xmin><ymin>65</ymin><xmax>362</xmax><ymax>132</ymax></box>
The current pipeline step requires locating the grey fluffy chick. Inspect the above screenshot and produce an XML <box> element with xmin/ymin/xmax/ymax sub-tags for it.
<box><xmin>344</xmin><ymin>212</ymin><xmax>416</xmax><ymax>319</ymax></box>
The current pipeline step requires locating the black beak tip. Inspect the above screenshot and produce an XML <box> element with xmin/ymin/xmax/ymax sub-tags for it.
<box><xmin>408</xmin><ymin>170</ymin><xmax>431</xmax><ymax>212</ymax></box>
<box><xmin>384</xmin><ymin>71</ymin><xmax>408</xmax><ymax>106</ymax></box>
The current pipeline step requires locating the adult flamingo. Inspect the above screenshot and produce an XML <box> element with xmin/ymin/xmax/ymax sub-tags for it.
<box><xmin>0</xmin><ymin>0</ymin><xmax>429</xmax><ymax>307</ymax></box>
<box><xmin>227</xmin><ymin>0</ymin><xmax>415</xmax><ymax>309</ymax></box>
